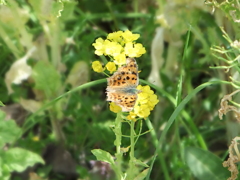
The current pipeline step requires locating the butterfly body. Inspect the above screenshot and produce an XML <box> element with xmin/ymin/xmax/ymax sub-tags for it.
<box><xmin>106</xmin><ymin>58</ymin><xmax>139</xmax><ymax>112</ymax></box>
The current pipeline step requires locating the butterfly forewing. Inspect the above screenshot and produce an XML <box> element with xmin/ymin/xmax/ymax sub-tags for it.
<box><xmin>107</xmin><ymin>58</ymin><xmax>138</xmax><ymax>89</ymax></box>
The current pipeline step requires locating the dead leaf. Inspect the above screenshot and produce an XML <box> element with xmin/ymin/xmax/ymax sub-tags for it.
<box><xmin>19</xmin><ymin>98</ymin><xmax>43</xmax><ymax>114</ymax></box>
<box><xmin>5</xmin><ymin>47</ymin><xmax>36</xmax><ymax>94</ymax></box>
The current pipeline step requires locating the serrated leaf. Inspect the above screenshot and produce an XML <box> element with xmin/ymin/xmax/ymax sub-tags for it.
<box><xmin>32</xmin><ymin>61</ymin><xmax>61</xmax><ymax>97</ymax></box>
<box><xmin>184</xmin><ymin>147</ymin><xmax>230</xmax><ymax>180</ymax></box>
<box><xmin>52</xmin><ymin>0</ymin><xmax>64</xmax><ymax>18</ymax></box>
<box><xmin>134</xmin><ymin>168</ymin><xmax>149</xmax><ymax>180</ymax></box>
<box><xmin>0</xmin><ymin>118</ymin><xmax>22</xmax><ymax>148</ymax></box>
<box><xmin>2</xmin><ymin>147</ymin><xmax>44</xmax><ymax>172</ymax></box>
<box><xmin>91</xmin><ymin>149</ymin><xmax>115</xmax><ymax>166</ymax></box>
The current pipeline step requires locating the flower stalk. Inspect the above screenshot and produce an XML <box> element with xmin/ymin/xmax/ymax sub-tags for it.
<box><xmin>114</xmin><ymin>112</ymin><xmax>123</xmax><ymax>179</ymax></box>
<box><xmin>128</xmin><ymin>119</ymin><xmax>136</xmax><ymax>179</ymax></box>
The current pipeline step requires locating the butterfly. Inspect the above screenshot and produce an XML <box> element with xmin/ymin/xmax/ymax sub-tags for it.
<box><xmin>106</xmin><ymin>58</ymin><xmax>139</xmax><ymax>112</ymax></box>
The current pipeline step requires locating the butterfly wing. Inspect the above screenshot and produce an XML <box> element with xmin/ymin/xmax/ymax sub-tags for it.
<box><xmin>106</xmin><ymin>58</ymin><xmax>139</xmax><ymax>112</ymax></box>
<box><xmin>107</xmin><ymin>58</ymin><xmax>138</xmax><ymax>90</ymax></box>
<box><xmin>106</xmin><ymin>91</ymin><xmax>137</xmax><ymax>112</ymax></box>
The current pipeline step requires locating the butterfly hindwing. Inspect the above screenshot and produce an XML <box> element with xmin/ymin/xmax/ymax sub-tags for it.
<box><xmin>107</xmin><ymin>92</ymin><xmax>138</xmax><ymax>112</ymax></box>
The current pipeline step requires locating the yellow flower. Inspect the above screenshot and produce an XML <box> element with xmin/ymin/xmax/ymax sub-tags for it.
<box><xmin>122</xmin><ymin>30</ymin><xmax>140</xmax><ymax>42</ymax></box>
<box><xmin>126</xmin><ymin>85</ymin><xmax>159</xmax><ymax>120</ymax></box>
<box><xmin>92</xmin><ymin>38</ymin><xmax>105</xmax><ymax>56</ymax></box>
<box><xmin>124</xmin><ymin>42</ymin><xmax>146</xmax><ymax>58</ymax></box>
<box><xmin>148</xmin><ymin>94</ymin><xmax>159</xmax><ymax>110</ymax></box>
<box><xmin>106</xmin><ymin>62</ymin><xmax>116</xmax><ymax>73</ymax></box>
<box><xmin>109</xmin><ymin>102</ymin><xmax>122</xmax><ymax>113</ymax></box>
<box><xmin>92</xmin><ymin>61</ymin><xmax>104</xmax><ymax>73</ymax></box>
<box><xmin>124</xmin><ymin>42</ymin><xmax>136</xmax><ymax>57</ymax></box>
<box><xmin>127</xmin><ymin>111</ymin><xmax>137</xmax><ymax>121</ymax></box>
<box><xmin>104</xmin><ymin>41</ymin><xmax>123</xmax><ymax>57</ymax></box>
<box><xmin>134</xmin><ymin>43</ymin><xmax>146</xmax><ymax>57</ymax></box>
<box><xmin>32</xmin><ymin>136</ymin><xmax>40</xmax><ymax>141</ymax></box>
<box><xmin>114</xmin><ymin>53</ymin><xmax>127</xmax><ymax>66</ymax></box>
<box><xmin>107</xmin><ymin>31</ymin><xmax>123</xmax><ymax>43</ymax></box>
<box><xmin>137</xmin><ymin>85</ymin><xmax>154</xmax><ymax>95</ymax></box>
<box><xmin>134</xmin><ymin>104</ymin><xmax>151</xmax><ymax>119</ymax></box>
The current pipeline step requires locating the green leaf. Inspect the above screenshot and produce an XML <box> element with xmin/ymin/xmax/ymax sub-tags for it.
<box><xmin>0</xmin><ymin>156</ymin><xmax>11</xmax><ymax>180</ymax></box>
<box><xmin>0</xmin><ymin>101</ymin><xmax>5</xmax><ymax>106</ymax></box>
<box><xmin>1</xmin><ymin>170</ymin><xmax>10</xmax><ymax>180</ymax></box>
<box><xmin>134</xmin><ymin>159</ymin><xmax>149</xmax><ymax>168</ymax></box>
<box><xmin>0</xmin><ymin>157</ymin><xmax>2</xmax><ymax>176</ymax></box>
<box><xmin>32</xmin><ymin>61</ymin><xmax>61</xmax><ymax>97</ymax></box>
<box><xmin>28</xmin><ymin>0</ymin><xmax>41</xmax><ymax>15</ymax></box>
<box><xmin>0</xmin><ymin>110</ymin><xmax>6</xmax><ymax>120</ymax></box>
<box><xmin>2</xmin><ymin>147</ymin><xmax>44</xmax><ymax>172</ymax></box>
<box><xmin>184</xmin><ymin>147</ymin><xmax>230</xmax><ymax>180</ymax></box>
<box><xmin>134</xmin><ymin>168</ymin><xmax>149</xmax><ymax>180</ymax></box>
<box><xmin>0</xmin><ymin>115</ymin><xmax>22</xmax><ymax>148</ymax></box>
<box><xmin>91</xmin><ymin>149</ymin><xmax>115</xmax><ymax>166</ymax></box>
<box><xmin>60</xmin><ymin>1</ymin><xmax>77</xmax><ymax>20</ymax></box>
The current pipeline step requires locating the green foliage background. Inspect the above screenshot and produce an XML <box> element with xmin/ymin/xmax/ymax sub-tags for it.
<box><xmin>0</xmin><ymin>0</ymin><xmax>240</xmax><ymax>180</ymax></box>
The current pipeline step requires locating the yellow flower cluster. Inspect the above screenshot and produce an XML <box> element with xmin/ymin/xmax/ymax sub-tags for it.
<box><xmin>92</xmin><ymin>30</ymin><xmax>159</xmax><ymax>120</ymax></box>
<box><xmin>92</xmin><ymin>30</ymin><xmax>146</xmax><ymax>69</ymax></box>
<box><xmin>127</xmin><ymin>85</ymin><xmax>159</xmax><ymax>120</ymax></box>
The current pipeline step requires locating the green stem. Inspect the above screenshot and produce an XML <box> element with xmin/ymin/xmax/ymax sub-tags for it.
<box><xmin>128</xmin><ymin>120</ymin><xmax>136</xmax><ymax>179</ymax></box>
<box><xmin>49</xmin><ymin>20</ymin><xmax>61</xmax><ymax>70</ymax></box>
<box><xmin>49</xmin><ymin>109</ymin><xmax>66</xmax><ymax>144</ymax></box>
<box><xmin>105</xmin><ymin>0</ymin><xmax>119</xmax><ymax>30</ymax></box>
<box><xmin>0</xmin><ymin>22</ymin><xmax>21</xmax><ymax>58</ymax></box>
<box><xmin>114</xmin><ymin>112</ymin><xmax>123</xmax><ymax>180</ymax></box>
